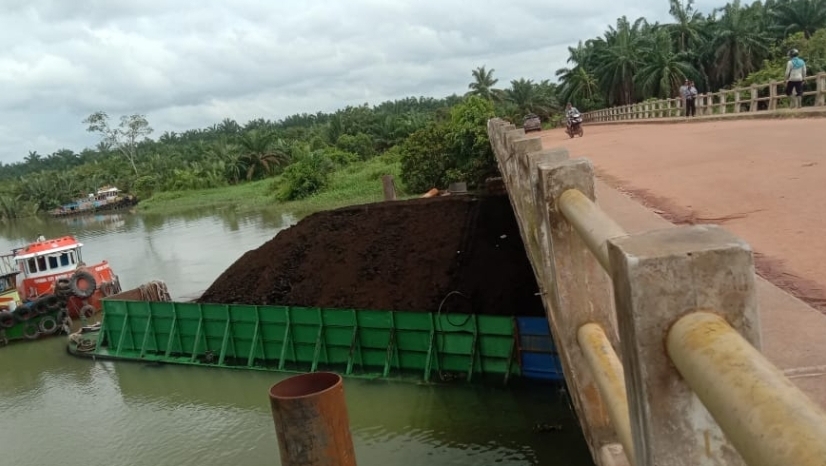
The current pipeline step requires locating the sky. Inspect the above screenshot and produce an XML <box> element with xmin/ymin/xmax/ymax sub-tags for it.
<box><xmin>0</xmin><ymin>0</ymin><xmax>724</xmax><ymax>165</ymax></box>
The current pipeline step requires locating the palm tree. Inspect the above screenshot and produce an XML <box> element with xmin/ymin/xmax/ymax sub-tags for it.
<box><xmin>592</xmin><ymin>16</ymin><xmax>650</xmax><ymax>105</ymax></box>
<box><xmin>556</xmin><ymin>42</ymin><xmax>601</xmax><ymax>107</ymax></box>
<box><xmin>707</xmin><ymin>0</ymin><xmax>771</xmax><ymax>85</ymax></box>
<box><xmin>771</xmin><ymin>0</ymin><xmax>826</xmax><ymax>38</ymax></box>
<box><xmin>668</xmin><ymin>0</ymin><xmax>706</xmax><ymax>51</ymax></box>
<box><xmin>238</xmin><ymin>130</ymin><xmax>290</xmax><ymax>181</ymax></box>
<box><xmin>467</xmin><ymin>66</ymin><xmax>504</xmax><ymax>101</ymax></box>
<box><xmin>636</xmin><ymin>30</ymin><xmax>700</xmax><ymax>98</ymax></box>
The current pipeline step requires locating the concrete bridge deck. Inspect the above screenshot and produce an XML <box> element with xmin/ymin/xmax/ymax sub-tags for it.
<box><xmin>488</xmin><ymin>116</ymin><xmax>826</xmax><ymax>466</ymax></box>
<box><xmin>537</xmin><ymin>120</ymin><xmax>826</xmax><ymax>408</ymax></box>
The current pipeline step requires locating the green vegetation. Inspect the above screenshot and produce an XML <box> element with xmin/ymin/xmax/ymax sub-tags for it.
<box><xmin>553</xmin><ymin>0</ymin><xmax>826</xmax><ymax>110</ymax></box>
<box><xmin>3</xmin><ymin>0</ymin><xmax>826</xmax><ymax>221</ymax></box>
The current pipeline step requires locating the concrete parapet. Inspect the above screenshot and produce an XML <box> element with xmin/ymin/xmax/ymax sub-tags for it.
<box><xmin>488</xmin><ymin>118</ymin><xmax>628</xmax><ymax>465</ymax></box>
<box><xmin>608</xmin><ymin>225</ymin><xmax>757</xmax><ymax>465</ymax></box>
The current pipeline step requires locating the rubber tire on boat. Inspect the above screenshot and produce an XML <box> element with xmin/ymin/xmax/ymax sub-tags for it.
<box><xmin>57</xmin><ymin>310</ymin><xmax>72</xmax><ymax>331</ymax></box>
<box><xmin>38</xmin><ymin>316</ymin><xmax>59</xmax><ymax>335</ymax></box>
<box><xmin>55</xmin><ymin>278</ymin><xmax>72</xmax><ymax>297</ymax></box>
<box><xmin>100</xmin><ymin>281</ymin><xmax>115</xmax><ymax>297</ymax></box>
<box><xmin>12</xmin><ymin>306</ymin><xmax>36</xmax><ymax>322</ymax></box>
<box><xmin>35</xmin><ymin>294</ymin><xmax>61</xmax><ymax>313</ymax></box>
<box><xmin>79</xmin><ymin>304</ymin><xmax>96</xmax><ymax>320</ymax></box>
<box><xmin>22</xmin><ymin>322</ymin><xmax>40</xmax><ymax>340</ymax></box>
<box><xmin>0</xmin><ymin>310</ymin><xmax>14</xmax><ymax>328</ymax></box>
<box><xmin>70</xmin><ymin>271</ymin><xmax>97</xmax><ymax>299</ymax></box>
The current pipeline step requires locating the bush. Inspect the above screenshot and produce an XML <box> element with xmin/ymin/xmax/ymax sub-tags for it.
<box><xmin>399</xmin><ymin>122</ymin><xmax>453</xmax><ymax>193</ymax></box>
<box><xmin>336</xmin><ymin>132</ymin><xmax>376</xmax><ymax>159</ymax></box>
<box><xmin>133</xmin><ymin>175</ymin><xmax>157</xmax><ymax>199</ymax></box>
<box><xmin>275</xmin><ymin>152</ymin><xmax>335</xmax><ymax>201</ymax></box>
<box><xmin>322</xmin><ymin>147</ymin><xmax>360</xmax><ymax>168</ymax></box>
<box><xmin>399</xmin><ymin>95</ymin><xmax>498</xmax><ymax>193</ymax></box>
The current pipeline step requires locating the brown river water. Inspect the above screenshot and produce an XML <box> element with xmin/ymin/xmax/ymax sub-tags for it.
<box><xmin>0</xmin><ymin>208</ymin><xmax>593</xmax><ymax>466</ymax></box>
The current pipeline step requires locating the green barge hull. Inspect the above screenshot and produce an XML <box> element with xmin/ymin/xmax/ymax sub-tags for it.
<box><xmin>68</xmin><ymin>297</ymin><xmax>563</xmax><ymax>385</ymax></box>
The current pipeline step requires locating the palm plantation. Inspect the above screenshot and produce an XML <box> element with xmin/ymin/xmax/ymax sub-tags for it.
<box><xmin>555</xmin><ymin>0</ymin><xmax>826</xmax><ymax>109</ymax></box>
<box><xmin>3</xmin><ymin>0</ymin><xmax>826</xmax><ymax>220</ymax></box>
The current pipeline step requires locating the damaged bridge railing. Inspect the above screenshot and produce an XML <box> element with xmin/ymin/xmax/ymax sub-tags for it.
<box><xmin>487</xmin><ymin>117</ymin><xmax>826</xmax><ymax>466</ymax></box>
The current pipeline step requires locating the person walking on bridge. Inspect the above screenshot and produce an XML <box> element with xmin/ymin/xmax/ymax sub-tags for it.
<box><xmin>785</xmin><ymin>48</ymin><xmax>807</xmax><ymax>109</ymax></box>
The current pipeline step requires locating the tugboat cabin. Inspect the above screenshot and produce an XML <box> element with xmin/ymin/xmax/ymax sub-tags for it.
<box><xmin>12</xmin><ymin>236</ymin><xmax>84</xmax><ymax>299</ymax></box>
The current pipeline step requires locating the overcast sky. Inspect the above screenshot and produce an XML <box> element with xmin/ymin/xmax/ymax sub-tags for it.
<box><xmin>0</xmin><ymin>0</ymin><xmax>724</xmax><ymax>164</ymax></box>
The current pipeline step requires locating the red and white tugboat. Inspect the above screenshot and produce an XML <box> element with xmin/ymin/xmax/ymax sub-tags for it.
<box><xmin>12</xmin><ymin>235</ymin><xmax>123</xmax><ymax>320</ymax></box>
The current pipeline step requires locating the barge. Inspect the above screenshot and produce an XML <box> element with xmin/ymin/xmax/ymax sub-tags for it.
<box><xmin>68</xmin><ymin>284</ymin><xmax>563</xmax><ymax>385</ymax></box>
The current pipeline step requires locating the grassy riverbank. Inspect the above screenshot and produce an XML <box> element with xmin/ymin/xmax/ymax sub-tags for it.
<box><xmin>137</xmin><ymin>155</ymin><xmax>412</xmax><ymax>217</ymax></box>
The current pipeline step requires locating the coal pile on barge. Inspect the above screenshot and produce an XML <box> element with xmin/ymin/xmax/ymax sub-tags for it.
<box><xmin>198</xmin><ymin>195</ymin><xmax>544</xmax><ymax>316</ymax></box>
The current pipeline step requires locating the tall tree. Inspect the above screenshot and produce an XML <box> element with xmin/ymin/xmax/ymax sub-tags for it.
<box><xmin>83</xmin><ymin>112</ymin><xmax>154</xmax><ymax>176</ymax></box>
<box><xmin>771</xmin><ymin>0</ymin><xmax>826</xmax><ymax>38</ymax></box>
<box><xmin>467</xmin><ymin>66</ymin><xmax>504</xmax><ymax>101</ymax></box>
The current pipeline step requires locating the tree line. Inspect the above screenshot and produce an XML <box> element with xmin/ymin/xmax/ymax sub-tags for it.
<box><xmin>554</xmin><ymin>0</ymin><xmax>826</xmax><ymax>110</ymax></box>
<box><xmin>2</xmin><ymin>0</ymin><xmax>826</xmax><ymax>221</ymax></box>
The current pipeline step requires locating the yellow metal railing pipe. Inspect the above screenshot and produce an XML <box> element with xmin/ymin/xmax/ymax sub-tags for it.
<box><xmin>667</xmin><ymin>311</ymin><xmax>826</xmax><ymax>466</ymax></box>
<box><xmin>558</xmin><ymin>189</ymin><xmax>627</xmax><ymax>272</ymax></box>
<box><xmin>577</xmin><ymin>323</ymin><xmax>635</xmax><ymax>465</ymax></box>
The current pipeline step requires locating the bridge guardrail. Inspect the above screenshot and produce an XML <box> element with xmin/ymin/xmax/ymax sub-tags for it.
<box><xmin>581</xmin><ymin>72</ymin><xmax>826</xmax><ymax>122</ymax></box>
<box><xmin>487</xmin><ymin>117</ymin><xmax>826</xmax><ymax>466</ymax></box>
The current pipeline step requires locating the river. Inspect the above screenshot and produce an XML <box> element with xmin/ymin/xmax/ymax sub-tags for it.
<box><xmin>0</xmin><ymin>208</ymin><xmax>594</xmax><ymax>466</ymax></box>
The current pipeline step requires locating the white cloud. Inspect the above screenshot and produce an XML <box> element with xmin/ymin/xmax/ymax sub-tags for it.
<box><xmin>0</xmin><ymin>0</ymin><xmax>684</xmax><ymax>164</ymax></box>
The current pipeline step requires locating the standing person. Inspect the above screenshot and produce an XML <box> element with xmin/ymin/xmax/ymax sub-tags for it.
<box><xmin>679</xmin><ymin>79</ymin><xmax>690</xmax><ymax>117</ymax></box>
<box><xmin>684</xmin><ymin>80</ymin><xmax>698</xmax><ymax>117</ymax></box>
<box><xmin>785</xmin><ymin>48</ymin><xmax>807</xmax><ymax>109</ymax></box>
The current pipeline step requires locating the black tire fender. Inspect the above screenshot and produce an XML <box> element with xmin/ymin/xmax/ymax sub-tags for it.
<box><xmin>13</xmin><ymin>306</ymin><xmax>36</xmax><ymax>322</ymax></box>
<box><xmin>22</xmin><ymin>322</ymin><xmax>40</xmax><ymax>340</ymax></box>
<box><xmin>0</xmin><ymin>310</ymin><xmax>14</xmax><ymax>328</ymax></box>
<box><xmin>70</xmin><ymin>271</ymin><xmax>97</xmax><ymax>299</ymax></box>
<box><xmin>79</xmin><ymin>304</ymin><xmax>96</xmax><ymax>320</ymax></box>
<box><xmin>39</xmin><ymin>316</ymin><xmax>59</xmax><ymax>335</ymax></box>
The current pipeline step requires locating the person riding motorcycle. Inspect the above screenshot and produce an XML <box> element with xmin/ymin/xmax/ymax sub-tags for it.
<box><xmin>565</xmin><ymin>103</ymin><xmax>580</xmax><ymax>129</ymax></box>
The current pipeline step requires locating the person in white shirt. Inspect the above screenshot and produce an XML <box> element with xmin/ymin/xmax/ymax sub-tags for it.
<box><xmin>785</xmin><ymin>49</ymin><xmax>807</xmax><ymax>109</ymax></box>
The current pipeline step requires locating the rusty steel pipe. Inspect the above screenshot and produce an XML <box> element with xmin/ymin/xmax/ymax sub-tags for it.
<box><xmin>269</xmin><ymin>372</ymin><xmax>357</xmax><ymax>466</ymax></box>
<box><xmin>557</xmin><ymin>189</ymin><xmax>627</xmax><ymax>272</ymax></box>
<box><xmin>668</xmin><ymin>311</ymin><xmax>826</xmax><ymax>466</ymax></box>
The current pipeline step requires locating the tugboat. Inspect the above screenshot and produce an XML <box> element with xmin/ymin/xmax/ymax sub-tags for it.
<box><xmin>0</xmin><ymin>235</ymin><xmax>123</xmax><ymax>345</ymax></box>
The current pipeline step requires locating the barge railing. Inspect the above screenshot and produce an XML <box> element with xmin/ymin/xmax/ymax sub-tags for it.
<box><xmin>487</xmin><ymin>117</ymin><xmax>826</xmax><ymax>466</ymax></box>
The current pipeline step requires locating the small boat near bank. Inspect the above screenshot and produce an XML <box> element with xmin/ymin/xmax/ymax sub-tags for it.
<box><xmin>49</xmin><ymin>186</ymin><xmax>138</xmax><ymax>218</ymax></box>
<box><xmin>0</xmin><ymin>235</ymin><xmax>123</xmax><ymax>346</ymax></box>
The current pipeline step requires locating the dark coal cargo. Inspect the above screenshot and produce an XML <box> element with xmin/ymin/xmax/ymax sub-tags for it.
<box><xmin>198</xmin><ymin>195</ymin><xmax>544</xmax><ymax>317</ymax></box>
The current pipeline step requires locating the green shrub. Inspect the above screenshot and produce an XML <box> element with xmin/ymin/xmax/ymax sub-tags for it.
<box><xmin>276</xmin><ymin>152</ymin><xmax>335</xmax><ymax>201</ymax></box>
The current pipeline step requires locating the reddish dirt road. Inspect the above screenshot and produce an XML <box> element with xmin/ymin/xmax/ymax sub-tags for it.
<box><xmin>540</xmin><ymin>119</ymin><xmax>826</xmax><ymax>312</ymax></box>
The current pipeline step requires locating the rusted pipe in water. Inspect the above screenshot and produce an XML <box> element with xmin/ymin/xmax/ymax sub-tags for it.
<box><xmin>269</xmin><ymin>372</ymin><xmax>357</xmax><ymax>466</ymax></box>
<box><xmin>577</xmin><ymin>323</ymin><xmax>635</xmax><ymax>465</ymax></box>
<box><xmin>668</xmin><ymin>311</ymin><xmax>826</xmax><ymax>466</ymax></box>
<box><xmin>557</xmin><ymin>189</ymin><xmax>627</xmax><ymax>272</ymax></box>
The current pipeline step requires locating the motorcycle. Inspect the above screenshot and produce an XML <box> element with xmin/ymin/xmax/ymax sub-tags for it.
<box><xmin>565</xmin><ymin>112</ymin><xmax>584</xmax><ymax>138</ymax></box>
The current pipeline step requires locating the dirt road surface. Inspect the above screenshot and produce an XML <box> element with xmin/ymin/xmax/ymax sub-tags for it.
<box><xmin>539</xmin><ymin>118</ymin><xmax>826</xmax><ymax>312</ymax></box>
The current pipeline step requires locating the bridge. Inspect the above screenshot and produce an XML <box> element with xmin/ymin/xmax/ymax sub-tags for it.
<box><xmin>487</xmin><ymin>110</ymin><xmax>826</xmax><ymax>466</ymax></box>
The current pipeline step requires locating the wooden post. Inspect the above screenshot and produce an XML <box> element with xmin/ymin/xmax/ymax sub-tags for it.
<box><xmin>719</xmin><ymin>90</ymin><xmax>726</xmax><ymax>114</ymax></box>
<box><xmin>769</xmin><ymin>81</ymin><xmax>777</xmax><ymax>110</ymax></box>
<box><xmin>750</xmin><ymin>84</ymin><xmax>758</xmax><ymax>112</ymax></box>
<box><xmin>817</xmin><ymin>72</ymin><xmax>826</xmax><ymax>107</ymax></box>
<box><xmin>735</xmin><ymin>90</ymin><xmax>741</xmax><ymax>113</ymax></box>
<box><xmin>381</xmin><ymin>175</ymin><xmax>397</xmax><ymax>201</ymax></box>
